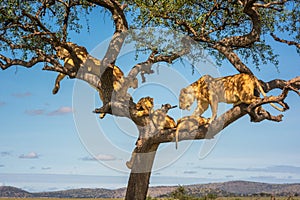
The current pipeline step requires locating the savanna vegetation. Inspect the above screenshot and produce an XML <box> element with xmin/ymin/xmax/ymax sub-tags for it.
<box><xmin>0</xmin><ymin>197</ymin><xmax>299</xmax><ymax>200</ymax></box>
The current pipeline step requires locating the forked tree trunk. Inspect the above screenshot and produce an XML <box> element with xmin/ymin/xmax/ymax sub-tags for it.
<box><xmin>125</xmin><ymin>142</ymin><xmax>159</xmax><ymax>200</ymax></box>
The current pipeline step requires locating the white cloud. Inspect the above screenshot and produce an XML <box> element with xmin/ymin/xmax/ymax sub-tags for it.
<box><xmin>183</xmin><ymin>171</ymin><xmax>197</xmax><ymax>174</ymax></box>
<box><xmin>24</xmin><ymin>106</ymin><xmax>73</xmax><ymax>116</ymax></box>
<box><xmin>95</xmin><ymin>154</ymin><xmax>116</xmax><ymax>161</ymax></box>
<box><xmin>81</xmin><ymin>154</ymin><xmax>116</xmax><ymax>161</ymax></box>
<box><xmin>41</xmin><ymin>167</ymin><xmax>51</xmax><ymax>170</ymax></box>
<box><xmin>11</xmin><ymin>92</ymin><xmax>32</xmax><ymax>98</ymax></box>
<box><xmin>47</xmin><ymin>106</ymin><xmax>73</xmax><ymax>116</ymax></box>
<box><xmin>19</xmin><ymin>152</ymin><xmax>39</xmax><ymax>159</ymax></box>
<box><xmin>25</xmin><ymin>109</ymin><xmax>45</xmax><ymax>116</ymax></box>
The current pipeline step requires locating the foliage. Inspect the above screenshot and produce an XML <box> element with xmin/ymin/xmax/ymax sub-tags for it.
<box><xmin>126</xmin><ymin>0</ymin><xmax>300</xmax><ymax>68</ymax></box>
<box><xmin>170</xmin><ymin>185</ymin><xmax>203</xmax><ymax>200</ymax></box>
<box><xmin>0</xmin><ymin>0</ymin><xmax>93</xmax><ymax>61</ymax></box>
<box><xmin>171</xmin><ymin>185</ymin><xmax>188</xmax><ymax>199</ymax></box>
<box><xmin>1</xmin><ymin>0</ymin><xmax>299</xmax><ymax>69</ymax></box>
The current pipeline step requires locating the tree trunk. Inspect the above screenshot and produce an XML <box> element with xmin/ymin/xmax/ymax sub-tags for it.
<box><xmin>125</xmin><ymin>142</ymin><xmax>159</xmax><ymax>200</ymax></box>
<box><xmin>125</xmin><ymin>171</ymin><xmax>152</xmax><ymax>200</ymax></box>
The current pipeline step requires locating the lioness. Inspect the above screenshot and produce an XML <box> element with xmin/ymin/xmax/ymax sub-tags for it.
<box><xmin>52</xmin><ymin>42</ymin><xmax>89</xmax><ymax>94</ymax></box>
<box><xmin>53</xmin><ymin>42</ymin><xmax>138</xmax><ymax>118</ymax></box>
<box><xmin>179</xmin><ymin>73</ymin><xmax>283</xmax><ymax>123</ymax></box>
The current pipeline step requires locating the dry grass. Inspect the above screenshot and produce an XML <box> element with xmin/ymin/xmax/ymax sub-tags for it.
<box><xmin>0</xmin><ymin>198</ymin><xmax>123</xmax><ymax>200</ymax></box>
<box><xmin>0</xmin><ymin>197</ymin><xmax>299</xmax><ymax>200</ymax></box>
<box><xmin>216</xmin><ymin>198</ymin><xmax>300</xmax><ymax>200</ymax></box>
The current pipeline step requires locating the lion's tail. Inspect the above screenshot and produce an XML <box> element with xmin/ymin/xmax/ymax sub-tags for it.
<box><xmin>255</xmin><ymin>78</ymin><xmax>284</xmax><ymax>112</ymax></box>
<box><xmin>175</xmin><ymin>125</ymin><xmax>180</xmax><ymax>149</ymax></box>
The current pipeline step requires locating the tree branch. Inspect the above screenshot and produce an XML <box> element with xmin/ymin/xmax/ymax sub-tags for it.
<box><xmin>127</xmin><ymin>42</ymin><xmax>191</xmax><ymax>81</ymax></box>
<box><xmin>88</xmin><ymin>0</ymin><xmax>128</xmax><ymax>66</ymax></box>
<box><xmin>200</xmin><ymin>1</ymin><xmax>222</xmax><ymax>36</ymax></box>
<box><xmin>62</xmin><ymin>2</ymin><xmax>71</xmax><ymax>42</ymax></box>
<box><xmin>0</xmin><ymin>55</ymin><xmax>44</xmax><ymax>70</ymax></box>
<box><xmin>253</xmin><ymin>0</ymin><xmax>287</xmax><ymax>11</ymax></box>
<box><xmin>263</xmin><ymin>76</ymin><xmax>300</xmax><ymax>94</ymax></box>
<box><xmin>151</xmin><ymin>105</ymin><xmax>247</xmax><ymax>145</ymax></box>
<box><xmin>217</xmin><ymin>0</ymin><xmax>261</xmax><ymax>48</ymax></box>
<box><xmin>22</xmin><ymin>10</ymin><xmax>54</xmax><ymax>37</ymax></box>
<box><xmin>212</xmin><ymin>45</ymin><xmax>254</xmax><ymax>74</ymax></box>
<box><xmin>270</xmin><ymin>33</ymin><xmax>300</xmax><ymax>49</ymax></box>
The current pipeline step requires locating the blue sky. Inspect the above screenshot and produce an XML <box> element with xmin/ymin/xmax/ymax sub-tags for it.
<box><xmin>0</xmin><ymin>8</ymin><xmax>300</xmax><ymax>192</ymax></box>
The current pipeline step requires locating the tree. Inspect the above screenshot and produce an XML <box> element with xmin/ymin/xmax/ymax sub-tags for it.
<box><xmin>1</xmin><ymin>1</ymin><xmax>299</xmax><ymax>200</ymax></box>
<box><xmin>171</xmin><ymin>185</ymin><xmax>189</xmax><ymax>200</ymax></box>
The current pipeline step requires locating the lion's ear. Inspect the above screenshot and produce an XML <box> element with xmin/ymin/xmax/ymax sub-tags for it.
<box><xmin>78</xmin><ymin>46</ymin><xmax>88</xmax><ymax>56</ymax></box>
<box><xmin>55</xmin><ymin>46</ymin><xmax>60</xmax><ymax>51</ymax></box>
<box><xmin>181</xmin><ymin>88</ymin><xmax>187</xmax><ymax>94</ymax></box>
<box><xmin>182</xmin><ymin>88</ymin><xmax>192</xmax><ymax>94</ymax></box>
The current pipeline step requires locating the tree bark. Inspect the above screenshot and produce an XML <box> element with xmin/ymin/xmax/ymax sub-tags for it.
<box><xmin>125</xmin><ymin>141</ymin><xmax>159</xmax><ymax>200</ymax></box>
<box><xmin>125</xmin><ymin>172</ymin><xmax>153</xmax><ymax>200</ymax></box>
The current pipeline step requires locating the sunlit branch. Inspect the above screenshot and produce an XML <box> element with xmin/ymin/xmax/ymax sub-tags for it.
<box><xmin>217</xmin><ymin>0</ymin><xmax>260</xmax><ymax>48</ymax></box>
<box><xmin>0</xmin><ymin>36</ymin><xmax>32</xmax><ymax>50</ymax></box>
<box><xmin>88</xmin><ymin>0</ymin><xmax>128</xmax><ymax>65</ymax></box>
<box><xmin>212</xmin><ymin>44</ymin><xmax>253</xmax><ymax>75</ymax></box>
<box><xmin>253</xmin><ymin>0</ymin><xmax>287</xmax><ymax>11</ymax></box>
<box><xmin>0</xmin><ymin>54</ymin><xmax>44</xmax><ymax>70</ymax></box>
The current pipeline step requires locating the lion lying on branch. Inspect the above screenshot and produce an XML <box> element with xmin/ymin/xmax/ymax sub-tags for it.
<box><xmin>53</xmin><ymin>42</ymin><xmax>138</xmax><ymax>118</ymax></box>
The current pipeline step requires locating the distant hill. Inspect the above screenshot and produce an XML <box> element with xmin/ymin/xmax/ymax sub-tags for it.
<box><xmin>182</xmin><ymin>181</ymin><xmax>300</xmax><ymax>197</ymax></box>
<box><xmin>0</xmin><ymin>186</ymin><xmax>33</xmax><ymax>198</ymax></box>
<box><xmin>36</xmin><ymin>188</ymin><xmax>122</xmax><ymax>198</ymax></box>
<box><xmin>1</xmin><ymin>181</ymin><xmax>300</xmax><ymax>198</ymax></box>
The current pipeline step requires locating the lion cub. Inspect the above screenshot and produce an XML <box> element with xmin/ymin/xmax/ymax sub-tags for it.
<box><xmin>150</xmin><ymin>104</ymin><xmax>176</xmax><ymax>131</ymax></box>
<box><xmin>175</xmin><ymin>116</ymin><xmax>209</xmax><ymax>149</ymax></box>
<box><xmin>135</xmin><ymin>97</ymin><xmax>176</xmax><ymax>130</ymax></box>
<box><xmin>179</xmin><ymin>73</ymin><xmax>283</xmax><ymax>123</ymax></box>
<box><xmin>136</xmin><ymin>97</ymin><xmax>154</xmax><ymax>117</ymax></box>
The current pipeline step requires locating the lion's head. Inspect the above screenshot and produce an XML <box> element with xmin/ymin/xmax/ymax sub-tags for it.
<box><xmin>56</xmin><ymin>42</ymin><xmax>88</xmax><ymax>60</ymax></box>
<box><xmin>56</xmin><ymin>46</ymin><xmax>70</xmax><ymax>59</ymax></box>
<box><xmin>179</xmin><ymin>87</ymin><xmax>195</xmax><ymax>111</ymax></box>
<box><xmin>136</xmin><ymin>97</ymin><xmax>154</xmax><ymax>111</ymax></box>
